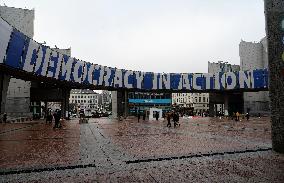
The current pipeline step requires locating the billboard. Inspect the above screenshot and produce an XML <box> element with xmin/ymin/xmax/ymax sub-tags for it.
<box><xmin>0</xmin><ymin>17</ymin><xmax>269</xmax><ymax>92</ymax></box>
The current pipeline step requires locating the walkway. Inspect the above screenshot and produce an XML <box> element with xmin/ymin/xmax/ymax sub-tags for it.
<box><xmin>0</xmin><ymin>117</ymin><xmax>283</xmax><ymax>182</ymax></box>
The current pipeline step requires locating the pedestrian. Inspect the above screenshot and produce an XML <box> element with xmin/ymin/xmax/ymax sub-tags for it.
<box><xmin>236</xmin><ymin>112</ymin><xmax>240</xmax><ymax>121</ymax></box>
<box><xmin>46</xmin><ymin>110</ymin><xmax>52</xmax><ymax>124</ymax></box>
<box><xmin>232</xmin><ymin>112</ymin><xmax>235</xmax><ymax>120</ymax></box>
<box><xmin>155</xmin><ymin>111</ymin><xmax>159</xmax><ymax>121</ymax></box>
<box><xmin>143</xmin><ymin>112</ymin><xmax>146</xmax><ymax>121</ymax></box>
<box><xmin>3</xmin><ymin>113</ymin><xmax>7</xmax><ymax>123</ymax></box>
<box><xmin>173</xmin><ymin>112</ymin><xmax>178</xmax><ymax>127</ymax></box>
<box><xmin>177</xmin><ymin>113</ymin><xmax>180</xmax><ymax>126</ymax></box>
<box><xmin>166</xmin><ymin>112</ymin><xmax>171</xmax><ymax>127</ymax></box>
<box><xmin>175</xmin><ymin>112</ymin><xmax>180</xmax><ymax>127</ymax></box>
<box><xmin>53</xmin><ymin>110</ymin><xmax>61</xmax><ymax>129</ymax></box>
<box><xmin>245</xmin><ymin>113</ymin><xmax>250</xmax><ymax>121</ymax></box>
<box><xmin>258</xmin><ymin>113</ymin><xmax>261</xmax><ymax>118</ymax></box>
<box><xmin>137</xmin><ymin>112</ymin><xmax>140</xmax><ymax>122</ymax></box>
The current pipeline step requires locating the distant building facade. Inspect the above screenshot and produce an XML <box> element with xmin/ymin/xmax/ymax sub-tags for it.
<box><xmin>69</xmin><ymin>89</ymin><xmax>99</xmax><ymax>113</ymax></box>
<box><xmin>208</xmin><ymin>61</ymin><xmax>240</xmax><ymax>73</ymax></box>
<box><xmin>172</xmin><ymin>93</ymin><xmax>192</xmax><ymax>107</ymax></box>
<box><xmin>172</xmin><ymin>93</ymin><xmax>209</xmax><ymax>115</ymax></box>
<box><xmin>100</xmin><ymin>90</ymin><xmax>112</xmax><ymax>111</ymax></box>
<box><xmin>128</xmin><ymin>92</ymin><xmax>172</xmax><ymax>115</ymax></box>
<box><xmin>191</xmin><ymin>93</ymin><xmax>209</xmax><ymax>114</ymax></box>
<box><xmin>208</xmin><ymin>61</ymin><xmax>241</xmax><ymax>116</ymax></box>
<box><xmin>239</xmin><ymin>38</ymin><xmax>270</xmax><ymax>115</ymax></box>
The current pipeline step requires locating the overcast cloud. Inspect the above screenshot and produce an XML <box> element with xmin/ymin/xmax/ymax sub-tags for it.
<box><xmin>3</xmin><ymin>0</ymin><xmax>265</xmax><ymax>73</ymax></box>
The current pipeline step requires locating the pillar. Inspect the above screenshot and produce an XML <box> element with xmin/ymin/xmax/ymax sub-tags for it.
<box><xmin>209</xmin><ymin>102</ymin><xmax>215</xmax><ymax>117</ymax></box>
<box><xmin>264</xmin><ymin>0</ymin><xmax>284</xmax><ymax>153</ymax></box>
<box><xmin>111</xmin><ymin>91</ymin><xmax>118</xmax><ymax>118</ymax></box>
<box><xmin>224</xmin><ymin>94</ymin><xmax>229</xmax><ymax>116</ymax></box>
<box><xmin>44</xmin><ymin>101</ymin><xmax>48</xmax><ymax>118</ymax></box>
<box><xmin>111</xmin><ymin>90</ymin><xmax>129</xmax><ymax>119</ymax></box>
<box><xmin>124</xmin><ymin>90</ymin><xmax>129</xmax><ymax>118</ymax></box>
<box><xmin>0</xmin><ymin>74</ymin><xmax>10</xmax><ymax>114</ymax></box>
<box><xmin>61</xmin><ymin>88</ymin><xmax>71</xmax><ymax>119</ymax></box>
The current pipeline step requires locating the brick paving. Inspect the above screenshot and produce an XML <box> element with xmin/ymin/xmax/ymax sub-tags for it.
<box><xmin>0</xmin><ymin>117</ymin><xmax>283</xmax><ymax>182</ymax></box>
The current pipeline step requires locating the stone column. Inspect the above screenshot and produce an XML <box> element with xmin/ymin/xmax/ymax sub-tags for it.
<box><xmin>124</xmin><ymin>90</ymin><xmax>129</xmax><ymax>118</ymax></box>
<box><xmin>264</xmin><ymin>0</ymin><xmax>284</xmax><ymax>153</ymax></box>
<box><xmin>209</xmin><ymin>102</ymin><xmax>215</xmax><ymax>117</ymax></box>
<box><xmin>61</xmin><ymin>88</ymin><xmax>71</xmax><ymax>119</ymax></box>
<box><xmin>224</xmin><ymin>94</ymin><xmax>229</xmax><ymax>116</ymax></box>
<box><xmin>111</xmin><ymin>90</ymin><xmax>128</xmax><ymax>119</ymax></box>
<box><xmin>111</xmin><ymin>91</ymin><xmax>118</xmax><ymax>118</ymax></box>
<box><xmin>44</xmin><ymin>101</ymin><xmax>48</xmax><ymax>119</ymax></box>
<box><xmin>0</xmin><ymin>74</ymin><xmax>10</xmax><ymax>114</ymax></box>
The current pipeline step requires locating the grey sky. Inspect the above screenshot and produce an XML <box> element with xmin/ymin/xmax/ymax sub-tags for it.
<box><xmin>3</xmin><ymin>0</ymin><xmax>265</xmax><ymax>73</ymax></box>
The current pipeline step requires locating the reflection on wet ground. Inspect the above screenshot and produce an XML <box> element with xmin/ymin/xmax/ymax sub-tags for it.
<box><xmin>0</xmin><ymin>117</ymin><xmax>283</xmax><ymax>182</ymax></box>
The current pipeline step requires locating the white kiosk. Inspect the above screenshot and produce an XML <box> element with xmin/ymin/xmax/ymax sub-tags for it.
<box><xmin>149</xmin><ymin>108</ymin><xmax>163</xmax><ymax>120</ymax></box>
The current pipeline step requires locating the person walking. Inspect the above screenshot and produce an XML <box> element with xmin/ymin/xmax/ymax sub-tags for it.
<box><xmin>53</xmin><ymin>110</ymin><xmax>61</xmax><ymax>129</ymax></box>
<box><xmin>2</xmin><ymin>113</ymin><xmax>7</xmax><ymax>123</ymax></box>
<box><xmin>46</xmin><ymin>110</ymin><xmax>53</xmax><ymax>124</ymax></box>
<box><xmin>176</xmin><ymin>113</ymin><xmax>180</xmax><ymax>127</ymax></box>
<box><xmin>245</xmin><ymin>112</ymin><xmax>250</xmax><ymax>121</ymax></box>
<box><xmin>166</xmin><ymin>112</ymin><xmax>171</xmax><ymax>127</ymax></box>
<box><xmin>143</xmin><ymin>112</ymin><xmax>146</xmax><ymax>121</ymax></box>
<box><xmin>137</xmin><ymin>112</ymin><xmax>141</xmax><ymax>122</ymax></box>
<box><xmin>236</xmin><ymin>112</ymin><xmax>240</xmax><ymax>121</ymax></box>
<box><xmin>174</xmin><ymin>112</ymin><xmax>177</xmax><ymax>127</ymax></box>
<box><xmin>155</xmin><ymin>111</ymin><xmax>159</xmax><ymax>121</ymax></box>
<box><xmin>174</xmin><ymin>112</ymin><xmax>180</xmax><ymax>127</ymax></box>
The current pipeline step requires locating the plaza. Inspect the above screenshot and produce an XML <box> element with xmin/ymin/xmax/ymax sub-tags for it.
<box><xmin>0</xmin><ymin>1</ymin><xmax>284</xmax><ymax>182</ymax></box>
<box><xmin>0</xmin><ymin>117</ymin><xmax>283</xmax><ymax>182</ymax></box>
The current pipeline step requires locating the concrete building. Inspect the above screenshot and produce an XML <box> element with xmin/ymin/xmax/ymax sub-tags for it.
<box><xmin>172</xmin><ymin>93</ymin><xmax>192</xmax><ymax>107</ymax></box>
<box><xmin>208</xmin><ymin>61</ymin><xmax>242</xmax><ymax>116</ymax></box>
<box><xmin>0</xmin><ymin>5</ymin><xmax>34</xmax><ymax>117</ymax></box>
<box><xmin>208</xmin><ymin>61</ymin><xmax>240</xmax><ymax>73</ymax></box>
<box><xmin>100</xmin><ymin>90</ymin><xmax>112</xmax><ymax>111</ymax></box>
<box><xmin>191</xmin><ymin>93</ymin><xmax>209</xmax><ymax>115</ymax></box>
<box><xmin>239</xmin><ymin>38</ymin><xmax>270</xmax><ymax>115</ymax></box>
<box><xmin>172</xmin><ymin>93</ymin><xmax>209</xmax><ymax>115</ymax></box>
<box><xmin>128</xmin><ymin>92</ymin><xmax>172</xmax><ymax>116</ymax></box>
<box><xmin>69</xmin><ymin>89</ymin><xmax>99</xmax><ymax>113</ymax></box>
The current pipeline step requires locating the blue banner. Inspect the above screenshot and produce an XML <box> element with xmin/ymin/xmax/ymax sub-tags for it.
<box><xmin>0</xmin><ymin>17</ymin><xmax>269</xmax><ymax>92</ymax></box>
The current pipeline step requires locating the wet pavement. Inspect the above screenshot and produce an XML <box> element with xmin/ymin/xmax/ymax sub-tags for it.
<box><xmin>0</xmin><ymin>117</ymin><xmax>283</xmax><ymax>182</ymax></box>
